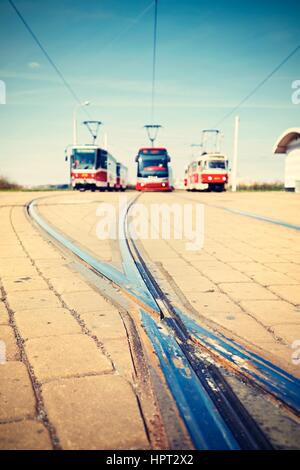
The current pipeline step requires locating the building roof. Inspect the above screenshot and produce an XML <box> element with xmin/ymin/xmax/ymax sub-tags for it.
<box><xmin>273</xmin><ymin>128</ymin><xmax>300</xmax><ymax>154</ymax></box>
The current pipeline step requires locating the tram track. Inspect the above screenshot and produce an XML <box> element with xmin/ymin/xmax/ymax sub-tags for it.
<box><xmin>173</xmin><ymin>191</ymin><xmax>300</xmax><ymax>232</ymax></box>
<box><xmin>26</xmin><ymin>193</ymin><xmax>300</xmax><ymax>449</ymax></box>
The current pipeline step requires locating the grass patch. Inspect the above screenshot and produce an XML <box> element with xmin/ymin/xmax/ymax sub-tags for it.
<box><xmin>235</xmin><ymin>182</ymin><xmax>284</xmax><ymax>192</ymax></box>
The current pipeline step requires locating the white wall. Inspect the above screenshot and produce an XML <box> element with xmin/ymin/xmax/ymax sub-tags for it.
<box><xmin>285</xmin><ymin>139</ymin><xmax>300</xmax><ymax>189</ymax></box>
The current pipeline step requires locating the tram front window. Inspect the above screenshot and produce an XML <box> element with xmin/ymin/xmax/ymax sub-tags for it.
<box><xmin>72</xmin><ymin>150</ymin><xmax>96</xmax><ymax>170</ymax></box>
<box><xmin>208</xmin><ymin>161</ymin><xmax>226</xmax><ymax>170</ymax></box>
<box><xmin>138</xmin><ymin>157</ymin><xmax>168</xmax><ymax>177</ymax></box>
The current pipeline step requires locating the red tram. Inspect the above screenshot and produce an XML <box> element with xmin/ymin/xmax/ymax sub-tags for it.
<box><xmin>185</xmin><ymin>153</ymin><xmax>228</xmax><ymax>192</ymax></box>
<box><xmin>135</xmin><ymin>147</ymin><xmax>173</xmax><ymax>191</ymax></box>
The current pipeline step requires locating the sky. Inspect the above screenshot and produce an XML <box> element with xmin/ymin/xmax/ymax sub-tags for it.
<box><xmin>0</xmin><ymin>0</ymin><xmax>299</xmax><ymax>186</ymax></box>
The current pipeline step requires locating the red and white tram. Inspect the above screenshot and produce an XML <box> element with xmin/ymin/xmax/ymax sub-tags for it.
<box><xmin>185</xmin><ymin>153</ymin><xmax>228</xmax><ymax>192</ymax></box>
<box><xmin>71</xmin><ymin>145</ymin><xmax>119</xmax><ymax>191</ymax></box>
<box><xmin>135</xmin><ymin>147</ymin><xmax>173</xmax><ymax>191</ymax></box>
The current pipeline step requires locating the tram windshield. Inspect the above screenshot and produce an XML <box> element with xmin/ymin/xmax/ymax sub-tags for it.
<box><xmin>207</xmin><ymin>160</ymin><xmax>227</xmax><ymax>170</ymax></box>
<box><xmin>137</xmin><ymin>149</ymin><xmax>169</xmax><ymax>177</ymax></box>
<box><xmin>72</xmin><ymin>149</ymin><xmax>96</xmax><ymax>170</ymax></box>
<box><xmin>137</xmin><ymin>156</ymin><xmax>168</xmax><ymax>178</ymax></box>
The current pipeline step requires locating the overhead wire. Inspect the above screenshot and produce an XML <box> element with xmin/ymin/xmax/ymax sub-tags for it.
<box><xmin>151</xmin><ymin>0</ymin><xmax>158</xmax><ymax>123</ymax></box>
<box><xmin>8</xmin><ymin>0</ymin><xmax>91</xmax><ymax>118</ymax></box>
<box><xmin>213</xmin><ymin>44</ymin><xmax>300</xmax><ymax>127</ymax></box>
<box><xmin>98</xmin><ymin>1</ymin><xmax>154</xmax><ymax>54</ymax></box>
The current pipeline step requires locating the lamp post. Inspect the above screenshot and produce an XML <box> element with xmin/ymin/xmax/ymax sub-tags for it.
<box><xmin>73</xmin><ymin>101</ymin><xmax>90</xmax><ymax>146</ymax></box>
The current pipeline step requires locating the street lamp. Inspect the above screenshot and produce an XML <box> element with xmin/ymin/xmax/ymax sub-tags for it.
<box><xmin>73</xmin><ymin>101</ymin><xmax>90</xmax><ymax>146</ymax></box>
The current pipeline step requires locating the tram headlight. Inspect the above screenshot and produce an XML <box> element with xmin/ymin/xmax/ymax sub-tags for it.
<box><xmin>208</xmin><ymin>176</ymin><xmax>212</xmax><ymax>181</ymax></box>
<box><xmin>222</xmin><ymin>176</ymin><xmax>227</xmax><ymax>181</ymax></box>
<box><xmin>162</xmin><ymin>183</ymin><xmax>166</xmax><ymax>187</ymax></box>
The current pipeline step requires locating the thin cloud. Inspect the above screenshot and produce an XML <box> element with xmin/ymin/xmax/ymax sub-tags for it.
<box><xmin>27</xmin><ymin>61</ymin><xmax>41</xmax><ymax>69</ymax></box>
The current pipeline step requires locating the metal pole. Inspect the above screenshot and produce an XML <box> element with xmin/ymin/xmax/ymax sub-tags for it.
<box><xmin>232</xmin><ymin>115</ymin><xmax>239</xmax><ymax>192</ymax></box>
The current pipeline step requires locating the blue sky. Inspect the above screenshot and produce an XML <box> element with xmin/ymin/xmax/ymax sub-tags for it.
<box><xmin>0</xmin><ymin>0</ymin><xmax>299</xmax><ymax>185</ymax></box>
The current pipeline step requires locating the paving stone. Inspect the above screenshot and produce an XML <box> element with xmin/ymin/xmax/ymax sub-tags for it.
<box><xmin>2</xmin><ymin>277</ymin><xmax>48</xmax><ymax>292</ymax></box>
<box><xmin>7</xmin><ymin>290</ymin><xmax>61</xmax><ymax>311</ymax></box>
<box><xmin>61</xmin><ymin>291</ymin><xmax>111</xmax><ymax>313</ymax></box>
<box><xmin>203</xmin><ymin>269</ymin><xmax>250</xmax><ymax>283</ymax></box>
<box><xmin>289</xmin><ymin>272</ymin><xmax>300</xmax><ymax>282</ymax></box>
<box><xmin>14</xmin><ymin>308</ymin><xmax>81</xmax><ymax>339</ymax></box>
<box><xmin>0</xmin><ymin>248</ymin><xmax>26</xmax><ymax>259</ymax></box>
<box><xmin>0</xmin><ymin>362</ymin><xmax>35</xmax><ymax>421</ymax></box>
<box><xmin>219</xmin><ymin>282</ymin><xmax>278</xmax><ymax>301</ymax></box>
<box><xmin>204</xmin><ymin>310</ymin><xmax>275</xmax><ymax>343</ymax></box>
<box><xmin>101</xmin><ymin>338</ymin><xmax>135</xmax><ymax>381</ymax></box>
<box><xmin>0</xmin><ymin>420</ymin><xmax>52</xmax><ymax>450</ymax></box>
<box><xmin>240</xmin><ymin>300</ymin><xmax>300</xmax><ymax>326</ymax></box>
<box><xmin>249</xmin><ymin>272</ymin><xmax>299</xmax><ymax>286</ymax></box>
<box><xmin>80</xmin><ymin>310</ymin><xmax>127</xmax><ymax>340</ymax></box>
<box><xmin>49</xmin><ymin>276</ymin><xmax>94</xmax><ymax>295</ymax></box>
<box><xmin>172</xmin><ymin>274</ymin><xmax>215</xmax><ymax>293</ymax></box>
<box><xmin>25</xmin><ymin>334</ymin><xmax>112</xmax><ymax>381</ymax></box>
<box><xmin>189</xmin><ymin>292</ymin><xmax>242</xmax><ymax>313</ymax></box>
<box><xmin>39</xmin><ymin>266</ymin><xmax>76</xmax><ymax>279</ymax></box>
<box><xmin>0</xmin><ymin>263</ymin><xmax>38</xmax><ymax>279</ymax></box>
<box><xmin>228</xmin><ymin>262</ymin><xmax>273</xmax><ymax>274</ymax></box>
<box><xmin>42</xmin><ymin>375</ymin><xmax>149</xmax><ymax>449</ymax></box>
<box><xmin>265</xmin><ymin>263</ymin><xmax>300</xmax><ymax>274</ymax></box>
<box><xmin>0</xmin><ymin>301</ymin><xmax>9</xmax><ymax>325</ymax></box>
<box><xmin>21</xmin><ymin>240</ymin><xmax>63</xmax><ymax>259</ymax></box>
<box><xmin>268</xmin><ymin>285</ymin><xmax>300</xmax><ymax>306</ymax></box>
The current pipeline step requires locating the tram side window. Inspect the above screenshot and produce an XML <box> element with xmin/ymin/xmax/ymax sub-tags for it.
<box><xmin>97</xmin><ymin>150</ymin><xmax>107</xmax><ymax>170</ymax></box>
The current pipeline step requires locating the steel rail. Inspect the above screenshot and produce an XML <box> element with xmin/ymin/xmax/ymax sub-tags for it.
<box><xmin>173</xmin><ymin>192</ymin><xmax>300</xmax><ymax>232</ymax></box>
<box><xmin>123</xmin><ymin>196</ymin><xmax>272</xmax><ymax>450</ymax></box>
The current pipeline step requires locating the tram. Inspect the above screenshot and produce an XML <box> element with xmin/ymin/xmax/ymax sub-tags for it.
<box><xmin>135</xmin><ymin>147</ymin><xmax>173</xmax><ymax>191</ymax></box>
<box><xmin>185</xmin><ymin>153</ymin><xmax>228</xmax><ymax>192</ymax></box>
<box><xmin>185</xmin><ymin>129</ymin><xmax>228</xmax><ymax>192</ymax></box>
<box><xmin>70</xmin><ymin>145</ymin><xmax>118</xmax><ymax>191</ymax></box>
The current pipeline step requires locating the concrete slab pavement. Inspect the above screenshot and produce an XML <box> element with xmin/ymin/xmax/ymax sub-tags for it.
<box><xmin>0</xmin><ymin>192</ymin><xmax>151</xmax><ymax>449</ymax></box>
